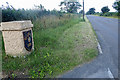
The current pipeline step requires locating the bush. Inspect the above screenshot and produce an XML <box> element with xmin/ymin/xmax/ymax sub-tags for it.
<box><xmin>1</xmin><ymin>3</ymin><xmax>64</xmax><ymax>22</ymax></box>
<box><xmin>104</xmin><ymin>12</ymin><xmax>118</xmax><ymax>16</ymax></box>
<box><xmin>100</xmin><ymin>13</ymin><xmax>103</xmax><ymax>16</ymax></box>
<box><xmin>104</xmin><ymin>13</ymin><xmax>111</xmax><ymax>16</ymax></box>
<box><xmin>99</xmin><ymin>12</ymin><xmax>118</xmax><ymax>17</ymax></box>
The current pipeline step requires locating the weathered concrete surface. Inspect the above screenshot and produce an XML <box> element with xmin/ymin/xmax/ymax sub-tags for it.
<box><xmin>1</xmin><ymin>21</ymin><xmax>34</xmax><ymax>56</ymax></box>
<box><xmin>1</xmin><ymin>21</ymin><xmax>33</xmax><ymax>31</ymax></box>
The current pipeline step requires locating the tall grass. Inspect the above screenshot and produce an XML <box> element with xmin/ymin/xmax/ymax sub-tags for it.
<box><xmin>33</xmin><ymin>15</ymin><xmax>70</xmax><ymax>30</ymax></box>
<box><xmin>2</xmin><ymin>13</ymin><xmax>98</xmax><ymax>78</ymax></box>
<box><xmin>2</xmin><ymin>14</ymin><xmax>83</xmax><ymax>78</ymax></box>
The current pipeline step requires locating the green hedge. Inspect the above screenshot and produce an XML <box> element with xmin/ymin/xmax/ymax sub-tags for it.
<box><xmin>98</xmin><ymin>12</ymin><xmax>118</xmax><ymax>16</ymax></box>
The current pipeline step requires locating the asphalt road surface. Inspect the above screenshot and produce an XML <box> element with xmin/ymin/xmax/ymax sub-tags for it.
<box><xmin>59</xmin><ymin>15</ymin><xmax>118</xmax><ymax>78</ymax></box>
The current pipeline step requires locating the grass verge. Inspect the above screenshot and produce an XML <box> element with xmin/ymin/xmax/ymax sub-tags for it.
<box><xmin>2</xmin><ymin>14</ymin><xmax>98</xmax><ymax>78</ymax></box>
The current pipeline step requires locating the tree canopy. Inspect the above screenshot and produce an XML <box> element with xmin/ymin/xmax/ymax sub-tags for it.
<box><xmin>2</xmin><ymin>2</ymin><xmax>64</xmax><ymax>22</ymax></box>
<box><xmin>59</xmin><ymin>0</ymin><xmax>81</xmax><ymax>13</ymax></box>
<box><xmin>113</xmin><ymin>0</ymin><xmax>120</xmax><ymax>12</ymax></box>
<box><xmin>86</xmin><ymin>8</ymin><xmax>95</xmax><ymax>15</ymax></box>
<box><xmin>101</xmin><ymin>6</ymin><xmax>110</xmax><ymax>13</ymax></box>
<box><xmin>79</xmin><ymin>10</ymin><xmax>84</xmax><ymax>14</ymax></box>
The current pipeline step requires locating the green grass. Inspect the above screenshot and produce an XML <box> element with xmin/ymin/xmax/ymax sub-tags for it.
<box><xmin>2</xmin><ymin>14</ymin><xmax>98</xmax><ymax>78</ymax></box>
<box><xmin>86</xmin><ymin>16</ymin><xmax>98</xmax><ymax>39</ymax></box>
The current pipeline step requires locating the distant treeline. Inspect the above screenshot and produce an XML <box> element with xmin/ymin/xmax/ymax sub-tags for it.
<box><xmin>86</xmin><ymin>7</ymin><xmax>119</xmax><ymax>17</ymax></box>
<box><xmin>86</xmin><ymin>0</ymin><xmax>120</xmax><ymax>17</ymax></box>
<box><xmin>1</xmin><ymin>3</ymin><xmax>64</xmax><ymax>22</ymax></box>
<box><xmin>94</xmin><ymin>12</ymin><xmax>119</xmax><ymax>16</ymax></box>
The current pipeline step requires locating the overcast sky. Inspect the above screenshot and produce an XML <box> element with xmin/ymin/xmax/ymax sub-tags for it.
<box><xmin>0</xmin><ymin>0</ymin><xmax>116</xmax><ymax>12</ymax></box>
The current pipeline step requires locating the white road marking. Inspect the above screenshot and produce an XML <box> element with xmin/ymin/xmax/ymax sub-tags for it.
<box><xmin>97</xmin><ymin>42</ymin><xmax>103</xmax><ymax>54</ymax></box>
<box><xmin>108</xmin><ymin>68</ymin><xmax>114</xmax><ymax>79</ymax></box>
<box><xmin>95</xmin><ymin>36</ymin><xmax>103</xmax><ymax>54</ymax></box>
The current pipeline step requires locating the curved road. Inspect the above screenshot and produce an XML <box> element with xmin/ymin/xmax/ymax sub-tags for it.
<box><xmin>59</xmin><ymin>15</ymin><xmax>118</xmax><ymax>78</ymax></box>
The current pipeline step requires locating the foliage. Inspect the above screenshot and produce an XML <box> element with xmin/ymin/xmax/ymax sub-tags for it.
<box><xmin>29</xmin><ymin>51</ymin><xmax>52</xmax><ymax>78</ymax></box>
<box><xmin>2</xmin><ymin>14</ymin><xmax>98</xmax><ymax>78</ymax></box>
<box><xmin>102</xmin><ymin>12</ymin><xmax>118</xmax><ymax>16</ymax></box>
<box><xmin>94</xmin><ymin>12</ymin><xmax>119</xmax><ymax>18</ymax></box>
<box><xmin>94</xmin><ymin>12</ymin><xmax>118</xmax><ymax>16</ymax></box>
<box><xmin>79</xmin><ymin>10</ymin><xmax>84</xmax><ymax>14</ymax></box>
<box><xmin>59</xmin><ymin>0</ymin><xmax>81</xmax><ymax>13</ymax></box>
<box><xmin>11</xmin><ymin>73</ymin><xmax>17</xmax><ymax>78</ymax></box>
<box><xmin>94</xmin><ymin>12</ymin><xmax>100</xmax><ymax>15</ymax></box>
<box><xmin>86</xmin><ymin>8</ymin><xmax>95</xmax><ymax>15</ymax></box>
<box><xmin>101</xmin><ymin>6</ymin><xmax>110</xmax><ymax>13</ymax></box>
<box><xmin>2</xmin><ymin>2</ymin><xmax>98</xmax><ymax>78</ymax></box>
<box><xmin>113</xmin><ymin>0</ymin><xmax>120</xmax><ymax>12</ymax></box>
<box><xmin>2</xmin><ymin>2</ymin><xmax>64</xmax><ymax>22</ymax></box>
<box><xmin>2</xmin><ymin>14</ymin><xmax>81</xmax><ymax>78</ymax></box>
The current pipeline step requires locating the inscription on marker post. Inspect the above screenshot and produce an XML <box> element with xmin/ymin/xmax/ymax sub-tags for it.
<box><xmin>23</xmin><ymin>30</ymin><xmax>33</xmax><ymax>51</ymax></box>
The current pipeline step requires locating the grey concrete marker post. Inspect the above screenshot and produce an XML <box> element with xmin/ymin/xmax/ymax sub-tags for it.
<box><xmin>1</xmin><ymin>20</ymin><xmax>34</xmax><ymax>57</ymax></box>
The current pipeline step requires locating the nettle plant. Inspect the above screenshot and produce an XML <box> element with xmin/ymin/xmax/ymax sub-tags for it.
<box><xmin>29</xmin><ymin>50</ymin><xmax>53</xmax><ymax>78</ymax></box>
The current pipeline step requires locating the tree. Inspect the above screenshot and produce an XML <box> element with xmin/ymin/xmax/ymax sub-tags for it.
<box><xmin>34</xmin><ymin>4</ymin><xmax>45</xmax><ymax>11</ymax></box>
<box><xmin>79</xmin><ymin>10</ymin><xmax>84</xmax><ymax>14</ymax></box>
<box><xmin>86</xmin><ymin>8</ymin><xmax>95</xmax><ymax>15</ymax></box>
<box><xmin>2</xmin><ymin>2</ymin><xmax>50</xmax><ymax>22</ymax></box>
<box><xmin>101</xmin><ymin>6</ymin><xmax>110</xmax><ymax>13</ymax></box>
<box><xmin>59</xmin><ymin>0</ymin><xmax>81</xmax><ymax>13</ymax></box>
<box><xmin>113</xmin><ymin>0</ymin><xmax>120</xmax><ymax>12</ymax></box>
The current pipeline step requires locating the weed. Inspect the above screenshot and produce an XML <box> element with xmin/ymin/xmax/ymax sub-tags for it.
<box><xmin>2</xmin><ymin>14</ymin><xmax>98</xmax><ymax>78</ymax></box>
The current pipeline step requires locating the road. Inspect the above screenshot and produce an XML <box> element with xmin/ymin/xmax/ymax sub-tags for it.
<box><xmin>59</xmin><ymin>15</ymin><xmax>118</xmax><ymax>78</ymax></box>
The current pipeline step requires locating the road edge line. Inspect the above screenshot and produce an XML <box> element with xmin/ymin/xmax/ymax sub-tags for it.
<box><xmin>97</xmin><ymin>41</ymin><xmax>103</xmax><ymax>54</ymax></box>
<box><xmin>86</xmin><ymin>16</ymin><xmax>103</xmax><ymax>54</ymax></box>
<box><xmin>108</xmin><ymin>68</ymin><xmax>114</xmax><ymax>79</ymax></box>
